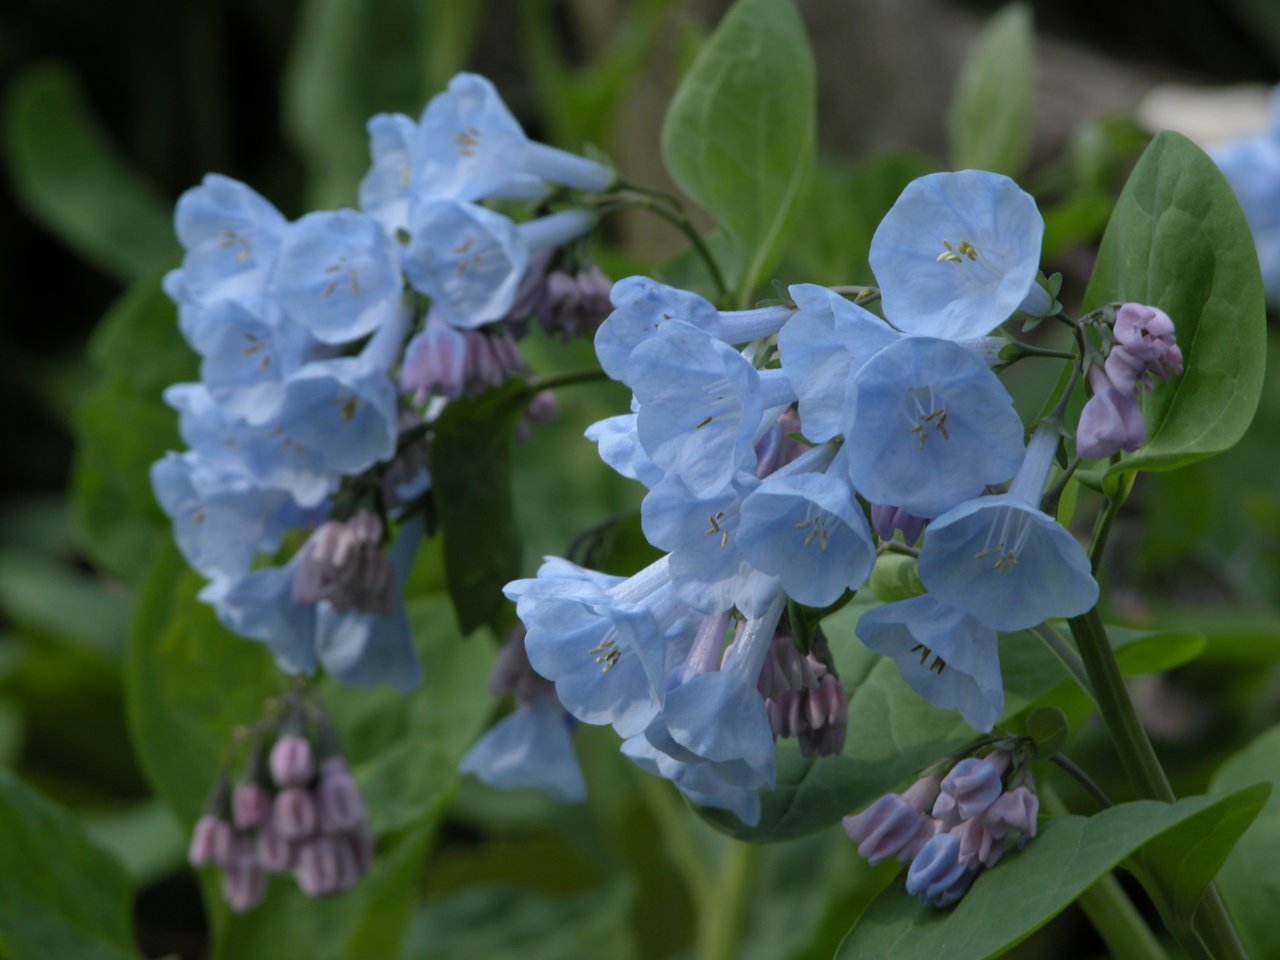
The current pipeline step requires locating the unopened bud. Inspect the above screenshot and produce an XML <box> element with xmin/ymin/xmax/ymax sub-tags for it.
<box><xmin>316</xmin><ymin>758</ymin><xmax>367</xmax><ymax>834</ymax></box>
<box><xmin>269</xmin><ymin>734</ymin><xmax>315</xmax><ymax>788</ymax></box>
<box><xmin>232</xmin><ymin>782</ymin><xmax>273</xmax><ymax>830</ymax></box>
<box><xmin>273</xmin><ymin>786</ymin><xmax>318</xmax><ymax>839</ymax></box>
<box><xmin>937</xmin><ymin>751</ymin><xmax>1010</xmax><ymax>821</ymax></box>
<box><xmin>188</xmin><ymin>814</ymin><xmax>232</xmax><ymax>867</ymax></box>
<box><xmin>221</xmin><ymin>861</ymin><xmax>267</xmax><ymax>913</ymax></box>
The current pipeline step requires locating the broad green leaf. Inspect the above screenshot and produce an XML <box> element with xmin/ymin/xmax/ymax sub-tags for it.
<box><xmin>946</xmin><ymin>4</ymin><xmax>1034</xmax><ymax>177</ymax></box>
<box><xmin>2</xmin><ymin>61</ymin><xmax>174</xmax><ymax>281</ymax></box>
<box><xmin>1210</xmin><ymin>724</ymin><xmax>1280</xmax><ymax>959</ymax></box>
<box><xmin>81</xmin><ymin>800</ymin><xmax>185</xmax><ymax>888</ymax></box>
<box><xmin>72</xmin><ymin>275</ymin><xmax>194</xmax><ymax>582</ymax></box>
<box><xmin>837</xmin><ymin>786</ymin><xmax>1269</xmax><ymax>960</ymax></box>
<box><xmin>0</xmin><ymin>549</ymin><xmax>131</xmax><ymax>655</ymax></box>
<box><xmin>867</xmin><ymin>554</ymin><xmax>925</xmax><ymax>603</ymax></box>
<box><xmin>0</xmin><ymin>769</ymin><xmax>142</xmax><ymax>960</ymax></box>
<box><xmin>402</xmin><ymin>881</ymin><xmax>636</xmax><ymax>960</ymax></box>
<box><xmin>660</xmin><ymin>0</ymin><xmax>815</xmax><ymax>304</ymax></box>
<box><xmin>1083</xmin><ymin>131</ymin><xmax>1267</xmax><ymax>477</ymax></box>
<box><xmin>699</xmin><ymin>605</ymin><xmax>1200</xmax><ymax>841</ymax></box>
<box><xmin>126</xmin><ymin>544</ymin><xmax>284</xmax><ymax>824</ymax></box>
<box><xmin>432</xmin><ymin>380</ymin><xmax>531</xmax><ymax>633</ymax></box>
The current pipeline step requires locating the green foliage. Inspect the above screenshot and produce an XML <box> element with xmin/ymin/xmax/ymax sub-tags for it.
<box><xmin>660</xmin><ymin>0</ymin><xmax>815</xmax><ymax>304</ymax></box>
<box><xmin>1025</xmin><ymin>707</ymin><xmax>1069</xmax><ymax>758</ymax></box>
<box><xmin>837</xmin><ymin>786</ymin><xmax>1268</xmax><ymax>959</ymax></box>
<box><xmin>947</xmin><ymin>4</ymin><xmax>1034</xmax><ymax>177</ymax></box>
<box><xmin>1083</xmin><ymin>131</ymin><xmax>1268</xmax><ymax>478</ymax></box>
<box><xmin>431</xmin><ymin>380</ymin><xmax>532</xmax><ymax>634</ymax></box>
<box><xmin>1210</xmin><ymin>725</ymin><xmax>1280</xmax><ymax>959</ymax></box>
<box><xmin>2</xmin><ymin>61</ymin><xmax>175</xmax><ymax>281</ymax></box>
<box><xmin>867</xmin><ymin>554</ymin><xmax>926</xmax><ymax>603</ymax></box>
<box><xmin>0</xmin><ymin>768</ymin><xmax>142</xmax><ymax>960</ymax></box>
<box><xmin>72</xmin><ymin>275</ymin><xmax>194</xmax><ymax>583</ymax></box>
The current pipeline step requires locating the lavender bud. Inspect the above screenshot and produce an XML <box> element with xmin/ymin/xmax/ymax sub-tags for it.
<box><xmin>1077</xmin><ymin>366</ymin><xmax>1145</xmax><ymax>459</ymax></box>
<box><xmin>316</xmin><ymin>758</ymin><xmax>367</xmax><ymax>834</ymax></box>
<box><xmin>221</xmin><ymin>861</ymin><xmax>267</xmax><ymax>913</ymax></box>
<box><xmin>400</xmin><ymin>314</ymin><xmax>468</xmax><ymax>402</ymax></box>
<box><xmin>188</xmin><ymin>814</ymin><xmax>232</xmax><ymax>867</ymax></box>
<box><xmin>538</xmin><ymin>264</ymin><xmax>612</xmax><ymax>340</ymax></box>
<box><xmin>956</xmin><ymin>815</ymin><xmax>1005</xmax><ymax>868</ymax></box>
<box><xmin>1112</xmin><ymin>303</ymin><xmax>1183</xmax><ymax>379</ymax></box>
<box><xmin>982</xmin><ymin>784</ymin><xmax>1040</xmax><ymax>841</ymax></box>
<box><xmin>332</xmin><ymin>836</ymin><xmax>363</xmax><ymax>892</ymax></box>
<box><xmin>270</xmin><ymin>734</ymin><xmax>315</xmax><ymax>788</ymax></box>
<box><xmin>295</xmin><ymin>836</ymin><xmax>341</xmax><ymax>897</ymax></box>
<box><xmin>906</xmin><ymin>832</ymin><xmax>977</xmax><ymax>907</ymax></box>
<box><xmin>232</xmin><ymin>782</ymin><xmax>273</xmax><ymax>831</ymax></box>
<box><xmin>255</xmin><ymin>826</ymin><xmax>295</xmax><ymax>872</ymax></box>
<box><xmin>870</xmin><ymin>503</ymin><xmax>929</xmax><ymax>546</ymax></box>
<box><xmin>273</xmin><ymin>786</ymin><xmax>318</xmax><ymax>839</ymax></box>
<box><xmin>938</xmin><ymin>751</ymin><xmax>1010</xmax><ymax>821</ymax></box>
<box><xmin>292</xmin><ymin>512</ymin><xmax>397</xmax><ymax>616</ymax></box>
<box><xmin>842</xmin><ymin>794</ymin><xmax>924</xmax><ymax>866</ymax></box>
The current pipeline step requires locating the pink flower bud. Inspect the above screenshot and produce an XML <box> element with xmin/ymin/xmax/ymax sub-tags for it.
<box><xmin>316</xmin><ymin>758</ymin><xmax>367</xmax><ymax>834</ymax></box>
<box><xmin>221</xmin><ymin>861</ymin><xmax>266</xmax><ymax>913</ymax></box>
<box><xmin>982</xmin><ymin>784</ymin><xmax>1039</xmax><ymax>841</ymax></box>
<box><xmin>400</xmin><ymin>313</ymin><xmax>468</xmax><ymax>402</ymax></box>
<box><xmin>295</xmin><ymin>836</ymin><xmax>341</xmax><ymax>896</ymax></box>
<box><xmin>1077</xmin><ymin>366</ymin><xmax>1145</xmax><ymax>459</ymax></box>
<box><xmin>188</xmin><ymin>815</ymin><xmax>232</xmax><ymax>867</ymax></box>
<box><xmin>255</xmin><ymin>826</ymin><xmax>295</xmax><ymax>872</ymax></box>
<box><xmin>938</xmin><ymin>752</ymin><xmax>1010</xmax><ymax>821</ymax></box>
<box><xmin>843</xmin><ymin>776</ymin><xmax>940</xmax><ymax>868</ymax></box>
<box><xmin>269</xmin><ymin>735</ymin><xmax>315</xmax><ymax>788</ymax></box>
<box><xmin>273</xmin><ymin>786</ymin><xmax>318</xmax><ymax>839</ymax></box>
<box><xmin>232</xmin><ymin>782</ymin><xmax>273</xmax><ymax>830</ymax></box>
<box><xmin>956</xmin><ymin>815</ymin><xmax>1005</xmax><ymax>868</ymax></box>
<box><xmin>291</xmin><ymin>513</ymin><xmax>396</xmax><ymax>616</ymax></box>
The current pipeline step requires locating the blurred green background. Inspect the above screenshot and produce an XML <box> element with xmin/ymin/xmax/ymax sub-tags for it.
<box><xmin>2</xmin><ymin>1</ymin><xmax>1280</xmax><ymax>957</ymax></box>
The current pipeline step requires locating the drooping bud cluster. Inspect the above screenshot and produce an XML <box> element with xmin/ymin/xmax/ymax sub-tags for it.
<box><xmin>153</xmin><ymin>72</ymin><xmax>618</xmax><ymax>690</ymax></box>
<box><xmin>759</xmin><ymin>632</ymin><xmax>848</xmax><ymax>757</ymax></box>
<box><xmin>1077</xmin><ymin>303</ymin><xmax>1184</xmax><ymax>459</ymax></box>
<box><xmin>188</xmin><ymin>694</ymin><xmax>372</xmax><ymax>911</ymax></box>
<box><xmin>843</xmin><ymin>745</ymin><xmax>1038</xmax><ymax>908</ymax></box>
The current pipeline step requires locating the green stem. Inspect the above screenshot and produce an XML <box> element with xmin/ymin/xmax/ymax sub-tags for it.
<box><xmin>1030</xmin><ymin>622</ymin><xmax>1093</xmax><ymax>696</ymax></box>
<box><xmin>699</xmin><ymin>841</ymin><xmax>758</xmax><ymax>960</ymax></box>
<box><xmin>1049</xmin><ymin>753</ymin><xmax>1112</xmax><ymax>809</ymax></box>
<box><xmin>529</xmin><ymin>368</ymin><xmax>611</xmax><ymax>392</ymax></box>
<box><xmin>627</xmin><ymin>196</ymin><xmax>729</xmax><ymax>300</ymax></box>
<box><xmin>1042</xmin><ymin>785</ymin><xmax>1172</xmax><ymax>960</ymax></box>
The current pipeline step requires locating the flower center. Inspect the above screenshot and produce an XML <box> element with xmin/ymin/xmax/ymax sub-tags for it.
<box><xmin>936</xmin><ymin>238</ymin><xmax>979</xmax><ymax>263</ymax></box>
<box><xmin>589</xmin><ymin>635</ymin><xmax>622</xmax><ymax>672</ymax></box>
<box><xmin>908</xmin><ymin>386</ymin><xmax>950</xmax><ymax>449</ymax></box>
<box><xmin>910</xmin><ymin>642</ymin><xmax>947</xmax><ymax>673</ymax></box>
<box><xmin>794</xmin><ymin>513</ymin><xmax>830</xmax><ymax>550</ymax></box>
<box><xmin>973</xmin><ymin>507</ymin><xmax>1033</xmax><ymax>574</ymax></box>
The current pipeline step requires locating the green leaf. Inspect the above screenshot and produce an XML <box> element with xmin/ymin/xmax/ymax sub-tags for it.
<box><xmin>946</xmin><ymin>4</ymin><xmax>1034</xmax><ymax>177</ymax></box>
<box><xmin>867</xmin><ymin>554</ymin><xmax>926</xmax><ymax>603</ymax></box>
<box><xmin>837</xmin><ymin>786</ymin><xmax>1269</xmax><ymax>960</ymax></box>
<box><xmin>431</xmin><ymin>381</ymin><xmax>531</xmax><ymax>633</ymax></box>
<box><xmin>660</xmin><ymin>0</ymin><xmax>815</xmax><ymax>304</ymax></box>
<box><xmin>2</xmin><ymin>61</ymin><xmax>174</xmax><ymax>281</ymax></box>
<box><xmin>1210</xmin><ymin>724</ymin><xmax>1280</xmax><ymax>959</ymax></box>
<box><xmin>1083</xmin><ymin>131</ymin><xmax>1268</xmax><ymax>477</ymax></box>
<box><xmin>1025</xmin><ymin>706</ymin><xmax>1069</xmax><ymax>758</ymax></box>
<box><xmin>125</xmin><ymin>543</ymin><xmax>284</xmax><ymax>824</ymax></box>
<box><xmin>72</xmin><ymin>275</ymin><xmax>194</xmax><ymax>582</ymax></box>
<box><xmin>0</xmin><ymin>769</ymin><xmax>142</xmax><ymax>960</ymax></box>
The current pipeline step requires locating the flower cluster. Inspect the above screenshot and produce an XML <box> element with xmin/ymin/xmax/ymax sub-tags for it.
<box><xmin>843</xmin><ymin>746</ymin><xmax>1038</xmax><ymax>907</ymax></box>
<box><xmin>480</xmin><ymin>170</ymin><xmax>1114</xmax><ymax>823</ymax></box>
<box><xmin>1210</xmin><ymin>88</ymin><xmax>1280</xmax><ymax>307</ymax></box>
<box><xmin>1077</xmin><ymin>303</ymin><xmax>1184</xmax><ymax>459</ymax></box>
<box><xmin>152</xmin><ymin>72</ymin><xmax>615</xmax><ymax>689</ymax></box>
<box><xmin>188</xmin><ymin>696</ymin><xmax>372</xmax><ymax>911</ymax></box>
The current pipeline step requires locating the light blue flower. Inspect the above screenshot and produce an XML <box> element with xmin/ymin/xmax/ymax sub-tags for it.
<box><xmin>621</xmin><ymin>734</ymin><xmax>762</xmax><ymax>826</ymax></box>
<box><xmin>201</xmin><ymin>565</ymin><xmax>317</xmax><ymax>675</ymax></box>
<box><xmin>594</xmin><ymin>277</ymin><xmax>793</xmax><ymax>382</ymax></box>
<box><xmin>845</xmin><ymin>336</ymin><xmax>1024</xmax><ymax>519</ymax></box>
<box><xmin>506</xmin><ymin>557</ymin><xmax>695</xmax><ymax>737</ymax></box>
<box><xmin>856</xmin><ymin>595</ymin><xmax>1003</xmax><ymax>732</ymax></box>
<box><xmin>640</xmin><ymin>473</ymin><xmax>781</xmax><ymax>617</ymax></box>
<box><xmin>627</xmin><ymin>320</ymin><xmax>795</xmax><ymax>496</ymax></box>
<box><xmin>776</xmin><ymin>283</ymin><xmax>901</xmax><ymax>441</ymax></box>
<box><xmin>151</xmin><ymin>451</ymin><xmax>292</xmax><ymax>580</ymax></box>
<box><xmin>358</xmin><ymin>113</ymin><xmax>417</xmax><ymax>233</ymax></box>
<box><xmin>403</xmin><ymin>200</ymin><xmax>593</xmax><ymax>328</ymax></box>
<box><xmin>460</xmin><ymin>696</ymin><xmax>585</xmax><ymax>802</ymax></box>
<box><xmin>415</xmin><ymin>72</ymin><xmax>613</xmax><ymax>201</ymax></box>
<box><xmin>870</xmin><ymin>171</ymin><xmax>1050</xmax><ymax>341</ymax></box>
<box><xmin>584</xmin><ymin>413</ymin><xmax>665</xmax><ymax>488</ymax></box>
<box><xmin>173</xmin><ymin>174</ymin><xmax>286</xmax><ymax>306</ymax></box>
<box><xmin>1210</xmin><ymin>92</ymin><xmax>1280</xmax><ymax>306</ymax></box>
<box><xmin>736</xmin><ymin>470</ymin><xmax>876</xmax><ymax>608</ymax></box>
<box><xmin>275</xmin><ymin>357</ymin><xmax>399</xmax><ymax>476</ymax></box>
<box><xmin>268</xmin><ymin>209</ymin><xmax>405</xmax><ymax>344</ymax></box>
<box><xmin>917</xmin><ymin>424</ymin><xmax>1098</xmax><ymax>631</ymax></box>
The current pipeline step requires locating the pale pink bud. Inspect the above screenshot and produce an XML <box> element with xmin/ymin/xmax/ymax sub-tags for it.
<box><xmin>222</xmin><ymin>861</ymin><xmax>266</xmax><ymax>912</ymax></box>
<box><xmin>232</xmin><ymin>782</ymin><xmax>273</xmax><ymax>830</ymax></box>
<box><xmin>255</xmin><ymin>826</ymin><xmax>295</xmax><ymax>872</ymax></box>
<box><xmin>982</xmin><ymin>784</ymin><xmax>1040</xmax><ymax>841</ymax></box>
<box><xmin>188</xmin><ymin>815</ymin><xmax>232</xmax><ymax>867</ymax></box>
<box><xmin>332</xmin><ymin>837</ymin><xmax>363</xmax><ymax>892</ymax></box>
<box><xmin>938</xmin><ymin>751</ymin><xmax>1010</xmax><ymax>821</ymax></box>
<box><xmin>316</xmin><ymin>758</ymin><xmax>367</xmax><ymax>834</ymax></box>
<box><xmin>843</xmin><ymin>777</ymin><xmax>939</xmax><ymax>866</ymax></box>
<box><xmin>399</xmin><ymin>313</ymin><xmax>468</xmax><ymax>402</ymax></box>
<box><xmin>295</xmin><ymin>836</ymin><xmax>341</xmax><ymax>896</ymax></box>
<box><xmin>1077</xmin><ymin>366</ymin><xmax>1145</xmax><ymax>459</ymax></box>
<box><xmin>956</xmin><ymin>815</ymin><xmax>1005</xmax><ymax>868</ymax></box>
<box><xmin>273</xmin><ymin>786</ymin><xmax>318</xmax><ymax>839</ymax></box>
<box><xmin>291</xmin><ymin>512</ymin><xmax>396</xmax><ymax>616</ymax></box>
<box><xmin>269</xmin><ymin>734</ymin><xmax>315</xmax><ymax>788</ymax></box>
